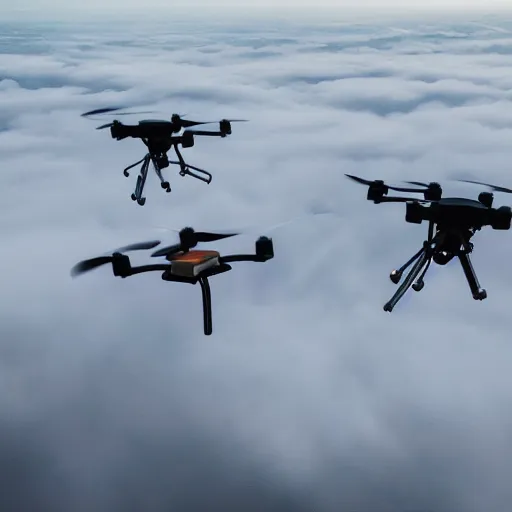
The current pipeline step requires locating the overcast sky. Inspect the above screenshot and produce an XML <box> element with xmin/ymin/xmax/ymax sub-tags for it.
<box><xmin>2</xmin><ymin>10</ymin><xmax>512</xmax><ymax>512</ymax></box>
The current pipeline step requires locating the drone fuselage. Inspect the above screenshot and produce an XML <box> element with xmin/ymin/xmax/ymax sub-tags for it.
<box><xmin>110</xmin><ymin>120</ymin><xmax>181</xmax><ymax>141</ymax></box>
<box><xmin>112</xmin><ymin>122</ymin><xmax>196</xmax><ymax>171</ymax></box>
<box><xmin>109</xmin><ymin>119</ymin><xmax>232</xmax><ymax>142</ymax></box>
<box><xmin>405</xmin><ymin>196</ymin><xmax>512</xmax><ymax>231</ymax></box>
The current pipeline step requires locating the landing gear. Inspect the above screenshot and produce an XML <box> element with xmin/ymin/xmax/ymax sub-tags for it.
<box><xmin>412</xmin><ymin>281</ymin><xmax>424</xmax><ymax>292</ymax></box>
<box><xmin>458</xmin><ymin>250</ymin><xmax>487</xmax><ymax>302</ymax></box>
<box><xmin>474</xmin><ymin>289</ymin><xmax>487</xmax><ymax>300</ymax></box>
<box><xmin>389</xmin><ymin>270</ymin><xmax>402</xmax><ymax>284</ymax></box>
<box><xmin>131</xmin><ymin>194</ymin><xmax>145</xmax><ymax>205</ymax></box>
<box><xmin>383</xmin><ymin>224</ymin><xmax>487</xmax><ymax>312</ymax></box>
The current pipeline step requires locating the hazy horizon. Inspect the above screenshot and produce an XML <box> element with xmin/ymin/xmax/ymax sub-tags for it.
<box><xmin>2</xmin><ymin>4</ymin><xmax>512</xmax><ymax>23</ymax></box>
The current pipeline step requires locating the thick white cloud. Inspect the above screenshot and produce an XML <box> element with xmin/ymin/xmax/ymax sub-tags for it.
<box><xmin>2</xmin><ymin>11</ymin><xmax>512</xmax><ymax>512</ymax></box>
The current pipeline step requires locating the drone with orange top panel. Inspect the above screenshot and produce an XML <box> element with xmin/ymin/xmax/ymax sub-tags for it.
<box><xmin>70</xmin><ymin>227</ymin><xmax>273</xmax><ymax>335</ymax></box>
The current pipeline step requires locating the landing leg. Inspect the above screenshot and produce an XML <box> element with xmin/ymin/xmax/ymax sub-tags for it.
<box><xmin>152</xmin><ymin>160</ymin><xmax>171</xmax><ymax>193</ymax></box>
<box><xmin>199</xmin><ymin>276</ymin><xmax>213</xmax><ymax>335</ymax></box>
<box><xmin>389</xmin><ymin>221</ymin><xmax>435</xmax><ymax>285</ymax></box>
<box><xmin>458</xmin><ymin>251</ymin><xmax>487</xmax><ymax>300</ymax></box>
<box><xmin>132</xmin><ymin>155</ymin><xmax>150</xmax><ymax>206</ymax></box>
<box><xmin>389</xmin><ymin>247</ymin><xmax>424</xmax><ymax>284</ymax></box>
<box><xmin>412</xmin><ymin>255</ymin><xmax>432</xmax><ymax>292</ymax></box>
<box><xmin>383</xmin><ymin>251</ymin><xmax>430</xmax><ymax>312</ymax></box>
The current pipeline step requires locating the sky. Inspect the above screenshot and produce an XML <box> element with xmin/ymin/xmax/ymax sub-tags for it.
<box><xmin>2</xmin><ymin>1</ymin><xmax>512</xmax><ymax>21</ymax></box>
<box><xmin>2</xmin><ymin>9</ymin><xmax>512</xmax><ymax>512</ymax></box>
<box><xmin>2</xmin><ymin>0</ymin><xmax>511</xmax><ymax>9</ymax></box>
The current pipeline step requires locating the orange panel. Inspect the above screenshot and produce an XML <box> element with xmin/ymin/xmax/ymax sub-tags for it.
<box><xmin>171</xmin><ymin>250</ymin><xmax>220</xmax><ymax>264</ymax></box>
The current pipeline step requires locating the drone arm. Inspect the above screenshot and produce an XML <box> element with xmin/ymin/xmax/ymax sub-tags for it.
<box><xmin>113</xmin><ymin>259</ymin><xmax>172</xmax><ymax>278</ymax></box>
<box><xmin>125</xmin><ymin>264</ymin><xmax>172</xmax><ymax>274</ymax></box>
<box><xmin>217</xmin><ymin>235</ymin><xmax>274</xmax><ymax>265</ymax></box>
<box><xmin>220</xmin><ymin>254</ymin><xmax>270</xmax><ymax>264</ymax></box>
<box><xmin>199</xmin><ymin>276</ymin><xmax>213</xmax><ymax>335</ymax></box>
<box><xmin>372</xmin><ymin>196</ymin><xmax>430</xmax><ymax>204</ymax></box>
<box><xmin>184</xmin><ymin>129</ymin><xmax>225</xmax><ymax>137</ymax></box>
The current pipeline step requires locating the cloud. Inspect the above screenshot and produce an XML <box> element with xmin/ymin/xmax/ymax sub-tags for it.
<box><xmin>2</xmin><ymin>11</ymin><xmax>512</xmax><ymax>512</ymax></box>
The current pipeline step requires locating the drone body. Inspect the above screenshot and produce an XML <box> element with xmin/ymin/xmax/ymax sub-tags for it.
<box><xmin>82</xmin><ymin>108</ymin><xmax>245</xmax><ymax>205</ymax></box>
<box><xmin>347</xmin><ymin>174</ymin><xmax>512</xmax><ymax>312</ymax></box>
<box><xmin>71</xmin><ymin>227</ymin><xmax>274</xmax><ymax>336</ymax></box>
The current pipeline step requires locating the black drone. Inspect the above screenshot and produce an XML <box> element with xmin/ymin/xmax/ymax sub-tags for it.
<box><xmin>71</xmin><ymin>227</ymin><xmax>274</xmax><ymax>335</ymax></box>
<box><xmin>346</xmin><ymin>174</ymin><xmax>512</xmax><ymax>312</ymax></box>
<box><xmin>82</xmin><ymin>107</ymin><xmax>247</xmax><ymax>205</ymax></box>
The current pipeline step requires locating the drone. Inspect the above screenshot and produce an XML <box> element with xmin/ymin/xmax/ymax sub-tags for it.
<box><xmin>70</xmin><ymin>226</ymin><xmax>274</xmax><ymax>335</ymax></box>
<box><xmin>82</xmin><ymin>107</ymin><xmax>247</xmax><ymax>206</ymax></box>
<box><xmin>346</xmin><ymin>174</ymin><xmax>512</xmax><ymax>312</ymax></box>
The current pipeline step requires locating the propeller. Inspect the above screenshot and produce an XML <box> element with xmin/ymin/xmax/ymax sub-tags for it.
<box><xmin>82</xmin><ymin>107</ymin><xmax>157</xmax><ymax>130</ymax></box>
<box><xmin>151</xmin><ymin>228</ymin><xmax>238</xmax><ymax>258</ymax></box>
<box><xmin>96</xmin><ymin>122</ymin><xmax>115</xmax><ymax>130</ymax></box>
<box><xmin>152</xmin><ymin>212</ymin><xmax>337</xmax><ymax>239</ymax></box>
<box><xmin>457</xmin><ymin>179</ymin><xmax>512</xmax><ymax>194</ymax></box>
<box><xmin>345</xmin><ymin>174</ymin><xmax>428</xmax><ymax>193</ymax></box>
<box><xmin>71</xmin><ymin>240</ymin><xmax>161</xmax><ymax>277</ymax></box>
<box><xmin>83</xmin><ymin>108</ymin><xmax>248</xmax><ymax>132</ymax></box>
<box><xmin>171</xmin><ymin>113</ymin><xmax>209</xmax><ymax>128</ymax></box>
<box><xmin>405</xmin><ymin>181</ymin><xmax>430</xmax><ymax>187</ymax></box>
<box><xmin>151</xmin><ymin>212</ymin><xmax>339</xmax><ymax>259</ymax></box>
<box><xmin>81</xmin><ymin>107</ymin><xmax>156</xmax><ymax>118</ymax></box>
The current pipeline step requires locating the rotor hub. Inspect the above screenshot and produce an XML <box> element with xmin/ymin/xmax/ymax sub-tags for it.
<box><xmin>179</xmin><ymin>227</ymin><xmax>197</xmax><ymax>249</ymax></box>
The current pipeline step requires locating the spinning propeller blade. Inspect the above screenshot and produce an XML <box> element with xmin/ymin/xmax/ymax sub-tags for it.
<box><xmin>151</xmin><ymin>243</ymin><xmax>183</xmax><ymax>259</ymax></box>
<box><xmin>151</xmin><ymin>228</ymin><xmax>238</xmax><ymax>258</ymax></box>
<box><xmin>405</xmin><ymin>181</ymin><xmax>430</xmax><ymax>187</ymax></box>
<box><xmin>204</xmin><ymin>118</ymin><xmax>249</xmax><ymax>125</ymax></box>
<box><xmin>71</xmin><ymin>240</ymin><xmax>161</xmax><ymax>277</ymax></box>
<box><xmin>114</xmin><ymin>240</ymin><xmax>162</xmax><ymax>253</ymax></box>
<box><xmin>179</xmin><ymin>118</ymin><xmax>211</xmax><ymax>128</ymax></box>
<box><xmin>171</xmin><ymin>114</ymin><xmax>216</xmax><ymax>128</ymax></box>
<box><xmin>457</xmin><ymin>179</ymin><xmax>512</xmax><ymax>194</ymax></box>
<box><xmin>151</xmin><ymin>212</ymin><xmax>339</xmax><ymax>258</ymax></box>
<box><xmin>71</xmin><ymin>256</ymin><xmax>114</xmax><ymax>277</ymax></box>
<box><xmin>82</xmin><ymin>106</ymin><xmax>155</xmax><ymax>118</ymax></box>
<box><xmin>345</xmin><ymin>174</ymin><xmax>427</xmax><ymax>193</ymax></box>
<box><xmin>345</xmin><ymin>174</ymin><xmax>373</xmax><ymax>186</ymax></box>
<box><xmin>194</xmin><ymin>231</ymin><xmax>238</xmax><ymax>242</ymax></box>
<box><xmin>172</xmin><ymin>113</ymin><xmax>248</xmax><ymax>128</ymax></box>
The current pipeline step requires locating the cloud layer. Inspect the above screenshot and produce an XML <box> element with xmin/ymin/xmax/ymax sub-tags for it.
<box><xmin>2</xmin><ymin>12</ymin><xmax>512</xmax><ymax>512</ymax></box>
